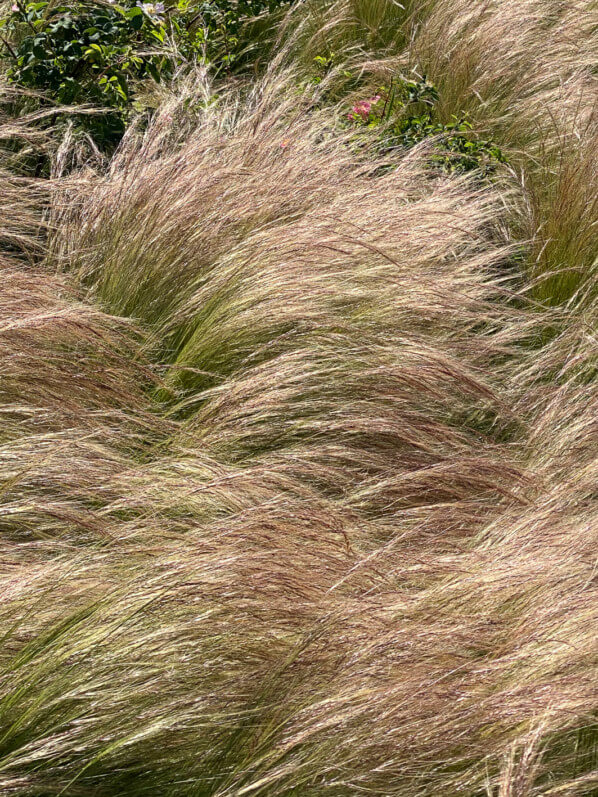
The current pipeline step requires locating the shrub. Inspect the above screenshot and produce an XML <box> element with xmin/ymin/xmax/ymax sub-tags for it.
<box><xmin>172</xmin><ymin>0</ymin><xmax>290</xmax><ymax>72</ymax></box>
<box><xmin>1</xmin><ymin>1</ymin><xmax>172</xmax><ymax>146</ymax></box>
<box><xmin>346</xmin><ymin>75</ymin><xmax>507</xmax><ymax>177</ymax></box>
<box><xmin>0</xmin><ymin>0</ymin><xmax>289</xmax><ymax>151</ymax></box>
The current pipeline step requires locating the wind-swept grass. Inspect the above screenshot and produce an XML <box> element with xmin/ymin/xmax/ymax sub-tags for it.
<box><xmin>282</xmin><ymin>0</ymin><xmax>598</xmax><ymax>305</ymax></box>
<box><xmin>0</xmin><ymin>4</ymin><xmax>596</xmax><ymax>795</ymax></box>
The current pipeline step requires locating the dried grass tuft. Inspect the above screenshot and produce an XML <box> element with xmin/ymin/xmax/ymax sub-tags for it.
<box><xmin>0</xmin><ymin>11</ymin><xmax>596</xmax><ymax>795</ymax></box>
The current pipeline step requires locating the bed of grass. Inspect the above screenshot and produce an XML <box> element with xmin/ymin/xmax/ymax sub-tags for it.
<box><xmin>0</xmin><ymin>1</ymin><xmax>596</xmax><ymax>795</ymax></box>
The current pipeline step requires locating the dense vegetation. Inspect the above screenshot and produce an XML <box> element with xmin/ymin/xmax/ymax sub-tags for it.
<box><xmin>0</xmin><ymin>1</ymin><xmax>596</xmax><ymax>795</ymax></box>
<box><xmin>1</xmin><ymin>0</ymin><xmax>288</xmax><ymax>148</ymax></box>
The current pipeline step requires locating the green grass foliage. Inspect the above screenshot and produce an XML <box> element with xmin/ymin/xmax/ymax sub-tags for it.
<box><xmin>0</xmin><ymin>1</ymin><xmax>596</xmax><ymax>795</ymax></box>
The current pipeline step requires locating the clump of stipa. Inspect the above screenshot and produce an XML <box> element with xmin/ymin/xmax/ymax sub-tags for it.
<box><xmin>0</xmin><ymin>17</ymin><xmax>596</xmax><ymax>797</ymax></box>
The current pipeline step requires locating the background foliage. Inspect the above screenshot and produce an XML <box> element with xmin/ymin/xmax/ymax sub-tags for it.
<box><xmin>0</xmin><ymin>0</ymin><xmax>289</xmax><ymax>149</ymax></box>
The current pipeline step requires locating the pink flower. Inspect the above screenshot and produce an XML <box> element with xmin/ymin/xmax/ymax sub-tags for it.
<box><xmin>347</xmin><ymin>95</ymin><xmax>382</xmax><ymax>122</ymax></box>
<box><xmin>11</xmin><ymin>3</ymin><xmax>19</xmax><ymax>11</ymax></box>
<box><xmin>349</xmin><ymin>101</ymin><xmax>371</xmax><ymax>120</ymax></box>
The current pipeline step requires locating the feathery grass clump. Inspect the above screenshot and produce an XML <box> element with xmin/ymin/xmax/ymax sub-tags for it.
<box><xmin>0</xmin><ymin>3</ymin><xmax>597</xmax><ymax>795</ymax></box>
<box><xmin>283</xmin><ymin>0</ymin><xmax>598</xmax><ymax>304</ymax></box>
